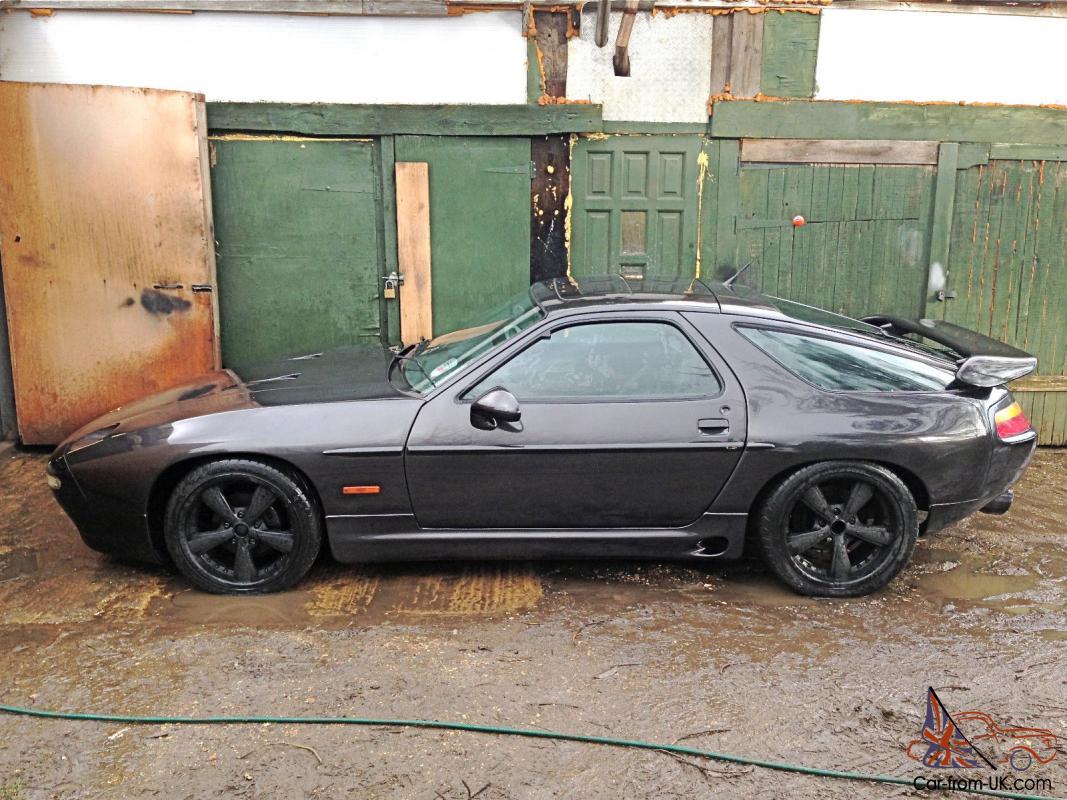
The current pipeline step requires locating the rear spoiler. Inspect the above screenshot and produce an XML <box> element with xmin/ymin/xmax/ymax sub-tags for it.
<box><xmin>861</xmin><ymin>315</ymin><xmax>1037</xmax><ymax>388</ymax></box>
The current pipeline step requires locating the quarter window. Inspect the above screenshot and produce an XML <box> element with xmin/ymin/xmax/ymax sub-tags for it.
<box><xmin>467</xmin><ymin>322</ymin><xmax>721</xmax><ymax>401</ymax></box>
<box><xmin>740</xmin><ymin>327</ymin><xmax>954</xmax><ymax>392</ymax></box>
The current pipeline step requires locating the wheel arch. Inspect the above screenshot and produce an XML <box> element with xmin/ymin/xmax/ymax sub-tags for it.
<box><xmin>146</xmin><ymin>452</ymin><xmax>326</xmax><ymax>563</ymax></box>
<box><xmin>747</xmin><ymin>458</ymin><xmax>931</xmax><ymax>531</ymax></box>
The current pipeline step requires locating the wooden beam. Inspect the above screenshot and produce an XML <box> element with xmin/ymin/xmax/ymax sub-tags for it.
<box><xmin>0</xmin><ymin>0</ymin><xmax>448</xmax><ymax>13</ymax></box>
<box><xmin>714</xmin><ymin>139</ymin><xmax>740</xmax><ymax>271</ymax></box>
<box><xmin>760</xmin><ymin>11</ymin><xmax>820</xmax><ymax>99</ymax></box>
<box><xmin>395</xmin><ymin>162</ymin><xmax>433</xmax><ymax>345</ymax></box>
<box><xmin>709</xmin><ymin>14</ymin><xmax>733</xmax><ymax>97</ymax></box>
<box><xmin>712</xmin><ymin>100</ymin><xmax>1067</xmax><ymax>145</ymax></box>
<box><xmin>741</xmin><ymin>138</ymin><xmax>938</xmax><ymax>165</ymax></box>
<box><xmin>989</xmin><ymin>143</ymin><xmax>1067</xmax><ymax>162</ymax></box>
<box><xmin>926</xmin><ymin>142</ymin><xmax>959</xmax><ymax>311</ymax></box>
<box><xmin>376</xmin><ymin>135</ymin><xmax>401</xmax><ymax>347</ymax></box>
<box><xmin>729</xmin><ymin>11</ymin><xmax>764</xmax><ymax>99</ymax></box>
<box><xmin>207</xmin><ymin>103</ymin><xmax>603</xmax><ymax>136</ymax></box>
<box><xmin>1011</xmin><ymin>375</ymin><xmax>1067</xmax><ymax>392</ymax></box>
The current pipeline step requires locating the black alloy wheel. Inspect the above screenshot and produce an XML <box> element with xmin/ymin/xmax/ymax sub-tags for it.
<box><xmin>756</xmin><ymin>461</ymin><xmax>918</xmax><ymax>597</ymax></box>
<box><xmin>164</xmin><ymin>459</ymin><xmax>322</xmax><ymax>594</ymax></box>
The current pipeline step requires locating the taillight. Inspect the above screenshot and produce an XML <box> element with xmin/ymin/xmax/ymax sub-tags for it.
<box><xmin>994</xmin><ymin>401</ymin><xmax>1031</xmax><ymax>440</ymax></box>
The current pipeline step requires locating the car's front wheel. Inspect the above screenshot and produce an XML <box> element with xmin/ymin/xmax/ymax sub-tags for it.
<box><xmin>164</xmin><ymin>459</ymin><xmax>322</xmax><ymax>594</ymax></box>
<box><xmin>755</xmin><ymin>461</ymin><xmax>918</xmax><ymax>597</ymax></box>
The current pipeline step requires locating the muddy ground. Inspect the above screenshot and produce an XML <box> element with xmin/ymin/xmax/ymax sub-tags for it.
<box><xmin>0</xmin><ymin>446</ymin><xmax>1064</xmax><ymax>799</ymax></box>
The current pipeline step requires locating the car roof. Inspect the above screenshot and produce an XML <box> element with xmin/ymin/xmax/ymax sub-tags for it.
<box><xmin>530</xmin><ymin>275</ymin><xmax>778</xmax><ymax>315</ymax></box>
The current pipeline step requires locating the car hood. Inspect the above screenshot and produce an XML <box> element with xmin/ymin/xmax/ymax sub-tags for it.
<box><xmin>60</xmin><ymin>344</ymin><xmax>409</xmax><ymax>445</ymax></box>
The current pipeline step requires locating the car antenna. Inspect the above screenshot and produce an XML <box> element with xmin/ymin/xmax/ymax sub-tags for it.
<box><xmin>723</xmin><ymin>261</ymin><xmax>753</xmax><ymax>288</ymax></box>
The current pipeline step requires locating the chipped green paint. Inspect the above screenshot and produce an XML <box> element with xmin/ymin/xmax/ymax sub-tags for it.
<box><xmin>760</xmin><ymin>12</ymin><xmax>821</xmax><ymax>99</ymax></box>
<box><xmin>711</xmin><ymin>100</ymin><xmax>1067</xmax><ymax>145</ymax></box>
<box><xmin>729</xmin><ymin>162</ymin><xmax>935</xmax><ymax>319</ymax></box>
<box><xmin>570</xmin><ymin>135</ymin><xmax>703</xmax><ymax>280</ymax></box>
<box><xmin>210</xmin><ymin>137</ymin><xmax>383</xmax><ymax>370</ymax></box>
<box><xmin>393</xmin><ymin>136</ymin><xmax>531</xmax><ymax>336</ymax></box>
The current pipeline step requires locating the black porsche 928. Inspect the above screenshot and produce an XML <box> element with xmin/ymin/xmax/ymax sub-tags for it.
<box><xmin>48</xmin><ymin>277</ymin><xmax>1037</xmax><ymax>597</ymax></box>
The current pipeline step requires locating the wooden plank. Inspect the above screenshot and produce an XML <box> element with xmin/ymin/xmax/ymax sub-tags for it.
<box><xmin>531</xmin><ymin>135</ymin><xmax>570</xmax><ymax>284</ymax></box>
<box><xmin>741</xmin><ymin>138</ymin><xmax>938</xmax><ymax>165</ymax></box>
<box><xmin>711</xmin><ymin>100</ymin><xmax>1067</xmax><ymax>145</ymax></box>
<box><xmin>207</xmin><ymin>103</ymin><xmax>604</xmax><ymax>137</ymax></box>
<box><xmin>395</xmin><ymin>162</ymin><xmax>433</xmax><ymax>345</ymax></box>
<box><xmin>0</xmin><ymin>275</ymin><xmax>14</xmax><ymax>440</ymax></box>
<box><xmin>729</xmin><ymin>12</ymin><xmax>764</xmax><ymax>99</ymax></box>
<box><xmin>602</xmin><ymin>122</ymin><xmax>711</xmax><ymax>134</ymax></box>
<box><xmin>989</xmin><ymin>143</ymin><xmax>1067</xmax><ymax>162</ymax></box>
<box><xmin>0</xmin><ymin>0</ymin><xmax>448</xmax><ymax>13</ymax></box>
<box><xmin>533</xmin><ymin>10</ymin><xmax>569</xmax><ymax>100</ymax></box>
<box><xmin>925</xmin><ymin>142</ymin><xmax>959</xmax><ymax>312</ymax></box>
<box><xmin>760</xmin><ymin>10</ymin><xmax>821</xmax><ymax>99</ymax></box>
<box><xmin>377</xmin><ymin>135</ymin><xmax>401</xmax><ymax>347</ymax></box>
<box><xmin>957</xmin><ymin>142</ymin><xmax>990</xmax><ymax>170</ymax></box>
<box><xmin>709</xmin><ymin>14</ymin><xmax>733</xmax><ymax>97</ymax></box>
<box><xmin>1011</xmin><ymin>375</ymin><xmax>1067</xmax><ymax>392</ymax></box>
<box><xmin>714</xmin><ymin>139</ymin><xmax>741</xmax><ymax>270</ymax></box>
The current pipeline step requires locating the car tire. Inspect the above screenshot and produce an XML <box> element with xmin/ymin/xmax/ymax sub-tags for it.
<box><xmin>755</xmin><ymin>461</ymin><xmax>918</xmax><ymax>598</ymax></box>
<box><xmin>164</xmin><ymin>459</ymin><xmax>323</xmax><ymax>594</ymax></box>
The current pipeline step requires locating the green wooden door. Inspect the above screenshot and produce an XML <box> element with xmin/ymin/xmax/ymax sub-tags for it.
<box><xmin>210</xmin><ymin>138</ymin><xmax>384</xmax><ymax>370</ymax></box>
<box><xmin>939</xmin><ymin>159</ymin><xmax>1067</xmax><ymax>444</ymax></box>
<box><xmin>394</xmin><ymin>136</ymin><xmax>531</xmax><ymax>336</ymax></box>
<box><xmin>571</xmin><ymin>135</ymin><xmax>703</xmax><ymax>280</ymax></box>
<box><xmin>732</xmin><ymin>164</ymin><xmax>936</xmax><ymax>319</ymax></box>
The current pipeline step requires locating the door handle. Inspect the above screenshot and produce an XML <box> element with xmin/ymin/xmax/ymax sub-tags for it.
<box><xmin>697</xmin><ymin>418</ymin><xmax>729</xmax><ymax>435</ymax></box>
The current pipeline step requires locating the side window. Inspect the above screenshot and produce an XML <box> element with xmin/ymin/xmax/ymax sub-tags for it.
<box><xmin>739</xmin><ymin>327</ymin><xmax>954</xmax><ymax>392</ymax></box>
<box><xmin>466</xmin><ymin>322</ymin><xmax>722</xmax><ymax>401</ymax></box>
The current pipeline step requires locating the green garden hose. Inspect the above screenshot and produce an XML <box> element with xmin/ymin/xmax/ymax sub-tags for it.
<box><xmin>1</xmin><ymin>704</ymin><xmax>1060</xmax><ymax>800</ymax></box>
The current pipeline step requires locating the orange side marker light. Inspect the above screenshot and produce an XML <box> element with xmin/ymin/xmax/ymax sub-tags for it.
<box><xmin>342</xmin><ymin>485</ymin><xmax>381</xmax><ymax>495</ymax></box>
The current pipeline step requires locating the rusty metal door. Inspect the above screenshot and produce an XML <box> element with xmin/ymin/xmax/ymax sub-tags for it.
<box><xmin>0</xmin><ymin>82</ymin><xmax>219</xmax><ymax>444</ymax></box>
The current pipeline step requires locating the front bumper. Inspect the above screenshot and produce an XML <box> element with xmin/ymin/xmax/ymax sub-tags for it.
<box><xmin>47</xmin><ymin>449</ymin><xmax>164</xmax><ymax>564</ymax></box>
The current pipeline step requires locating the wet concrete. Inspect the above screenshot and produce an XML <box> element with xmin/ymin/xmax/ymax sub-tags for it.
<box><xmin>0</xmin><ymin>448</ymin><xmax>1065</xmax><ymax>798</ymax></box>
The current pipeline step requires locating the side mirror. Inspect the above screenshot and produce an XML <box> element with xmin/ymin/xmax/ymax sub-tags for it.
<box><xmin>471</xmin><ymin>387</ymin><xmax>521</xmax><ymax>431</ymax></box>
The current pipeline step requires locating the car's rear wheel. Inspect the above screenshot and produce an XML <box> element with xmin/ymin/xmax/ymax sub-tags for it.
<box><xmin>164</xmin><ymin>459</ymin><xmax>322</xmax><ymax>594</ymax></box>
<box><xmin>755</xmin><ymin>461</ymin><xmax>918</xmax><ymax>597</ymax></box>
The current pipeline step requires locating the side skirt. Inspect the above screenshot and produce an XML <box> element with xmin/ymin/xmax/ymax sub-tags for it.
<box><xmin>325</xmin><ymin>512</ymin><xmax>748</xmax><ymax>564</ymax></box>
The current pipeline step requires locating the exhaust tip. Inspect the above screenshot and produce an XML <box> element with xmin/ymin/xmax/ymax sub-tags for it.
<box><xmin>980</xmin><ymin>490</ymin><xmax>1013</xmax><ymax>515</ymax></box>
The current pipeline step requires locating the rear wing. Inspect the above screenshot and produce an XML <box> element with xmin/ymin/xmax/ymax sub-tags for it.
<box><xmin>861</xmin><ymin>315</ymin><xmax>1037</xmax><ymax>388</ymax></box>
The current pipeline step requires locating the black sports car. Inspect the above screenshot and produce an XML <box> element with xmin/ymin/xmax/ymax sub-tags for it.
<box><xmin>48</xmin><ymin>277</ymin><xmax>1037</xmax><ymax>597</ymax></box>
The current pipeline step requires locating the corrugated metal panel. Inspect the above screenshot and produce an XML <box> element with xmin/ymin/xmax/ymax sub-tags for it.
<box><xmin>567</xmin><ymin>13</ymin><xmax>713</xmax><ymax>123</ymax></box>
<box><xmin>0</xmin><ymin>10</ymin><xmax>526</xmax><ymax>104</ymax></box>
<box><xmin>210</xmin><ymin>138</ymin><xmax>383</xmax><ymax>371</ymax></box>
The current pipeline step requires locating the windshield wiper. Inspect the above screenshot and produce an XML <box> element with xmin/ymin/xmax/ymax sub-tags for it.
<box><xmin>389</xmin><ymin>342</ymin><xmax>435</xmax><ymax>389</ymax></box>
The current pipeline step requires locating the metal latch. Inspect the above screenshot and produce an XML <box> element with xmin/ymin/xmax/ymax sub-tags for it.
<box><xmin>382</xmin><ymin>271</ymin><xmax>404</xmax><ymax>299</ymax></box>
<box><xmin>936</xmin><ymin>289</ymin><xmax>958</xmax><ymax>302</ymax></box>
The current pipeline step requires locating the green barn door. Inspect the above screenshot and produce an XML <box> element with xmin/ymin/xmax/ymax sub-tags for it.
<box><xmin>394</xmin><ymin>136</ymin><xmax>531</xmax><ymax>336</ymax></box>
<box><xmin>571</xmin><ymin>135</ymin><xmax>703</xmax><ymax>280</ymax></box>
<box><xmin>211</xmin><ymin>137</ymin><xmax>384</xmax><ymax>371</ymax></box>
<box><xmin>939</xmin><ymin>158</ymin><xmax>1067</xmax><ymax>444</ymax></box>
<box><xmin>732</xmin><ymin>164</ymin><xmax>935</xmax><ymax>319</ymax></box>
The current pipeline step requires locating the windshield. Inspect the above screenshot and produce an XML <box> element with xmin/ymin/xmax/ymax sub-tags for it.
<box><xmin>398</xmin><ymin>288</ymin><xmax>544</xmax><ymax>393</ymax></box>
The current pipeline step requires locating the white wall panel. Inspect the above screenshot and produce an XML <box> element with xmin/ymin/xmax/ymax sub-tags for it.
<box><xmin>567</xmin><ymin>12</ymin><xmax>713</xmax><ymax>123</ymax></box>
<box><xmin>816</xmin><ymin>9</ymin><xmax>1067</xmax><ymax>107</ymax></box>
<box><xmin>0</xmin><ymin>10</ymin><xmax>526</xmax><ymax>104</ymax></box>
